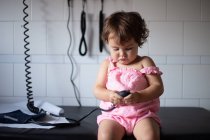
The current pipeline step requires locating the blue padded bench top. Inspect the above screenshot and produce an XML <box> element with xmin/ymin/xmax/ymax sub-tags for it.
<box><xmin>0</xmin><ymin>107</ymin><xmax>210</xmax><ymax>140</ymax></box>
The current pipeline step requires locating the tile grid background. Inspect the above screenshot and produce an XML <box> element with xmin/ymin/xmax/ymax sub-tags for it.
<box><xmin>0</xmin><ymin>0</ymin><xmax>210</xmax><ymax>110</ymax></box>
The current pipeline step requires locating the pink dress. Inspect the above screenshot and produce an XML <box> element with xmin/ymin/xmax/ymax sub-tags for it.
<box><xmin>97</xmin><ymin>57</ymin><xmax>163</xmax><ymax>134</ymax></box>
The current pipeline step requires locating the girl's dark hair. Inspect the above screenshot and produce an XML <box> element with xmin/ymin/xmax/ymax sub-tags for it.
<box><xmin>102</xmin><ymin>11</ymin><xmax>149</xmax><ymax>47</ymax></box>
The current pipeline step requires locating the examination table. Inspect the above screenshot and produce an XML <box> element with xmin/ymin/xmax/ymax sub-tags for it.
<box><xmin>0</xmin><ymin>106</ymin><xmax>210</xmax><ymax>140</ymax></box>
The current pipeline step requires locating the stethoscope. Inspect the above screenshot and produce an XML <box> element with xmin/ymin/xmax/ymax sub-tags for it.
<box><xmin>79</xmin><ymin>0</ymin><xmax>88</xmax><ymax>56</ymax></box>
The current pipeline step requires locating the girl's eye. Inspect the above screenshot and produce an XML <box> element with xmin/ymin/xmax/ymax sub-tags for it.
<box><xmin>112</xmin><ymin>48</ymin><xmax>119</xmax><ymax>51</ymax></box>
<box><xmin>126</xmin><ymin>47</ymin><xmax>133</xmax><ymax>51</ymax></box>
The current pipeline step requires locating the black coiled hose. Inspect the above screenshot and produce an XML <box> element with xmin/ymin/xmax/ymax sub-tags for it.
<box><xmin>23</xmin><ymin>0</ymin><xmax>39</xmax><ymax>114</ymax></box>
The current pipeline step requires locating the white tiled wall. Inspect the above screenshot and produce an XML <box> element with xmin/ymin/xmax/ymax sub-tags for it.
<box><xmin>0</xmin><ymin>0</ymin><xmax>210</xmax><ymax>110</ymax></box>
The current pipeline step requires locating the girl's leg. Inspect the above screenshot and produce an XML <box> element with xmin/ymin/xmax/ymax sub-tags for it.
<box><xmin>98</xmin><ymin>119</ymin><xmax>125</xmax><ymax>140</ymax></box>
<box><xmin>133</xmin><ymin>118</ymin><xmax>160</xmax><ymax>140</ymax></box>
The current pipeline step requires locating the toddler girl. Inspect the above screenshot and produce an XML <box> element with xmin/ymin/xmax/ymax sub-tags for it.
<box><xmin>94</xmin><ymin>11</ymin><xmax>164</xmax><ymax>140</ymax></box>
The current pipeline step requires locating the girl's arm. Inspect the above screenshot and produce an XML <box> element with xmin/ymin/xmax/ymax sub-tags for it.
<box><xmin>93</xmin><ymin>60</ymin><xmax>123</xmax><ymax>104</ymax></box>
<box><xmin>124</xmin><ymin>56</ymin><xmax>164</xmax><ymax>104</ymax></box>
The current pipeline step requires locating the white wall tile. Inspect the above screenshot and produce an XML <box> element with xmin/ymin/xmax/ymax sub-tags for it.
<box><xmin>202</xmin><ymin>0</ymin><xmax>210</xmax><ymax>21</ymax></box>
<box><xmin>80</xmin><ymin>97</ymin><xmax>97</xmax><ymax>106</ymax></box>
<box><xmin>68</xmin><ymin>0</ymin><xmax>82</xmax><ymax>21</ymax></box>
<box><xmin>98</xmin><ymin>55</ymin><xmax>109</xmax><ymax>64</ymax></box>
<box><xmin>30</xmin><ymin>22</ymin><xmax>47</xmax><ymax>54</ymax></box>
<box><xmin>35</xmin><ymin>97</ymin><xmax>63</xmax><ymax>106</ymax></box>
<box><xmin>103</xmin><ymin>0</ymin><xmax>133</xmax><ymax>17</ymax></box>
<box><xmin>69</xmin><ymin>21</ymin><xmax>81</xmax><ymax>55</ymax></box>
<box><xmin>87</xmin><ymin>21</ymin><xmax>100</xmax><ymax>56</ymax></box>
<box><xmin>184</xmin><ymin>22</ymin><xmax>210</xmax><ymax>55</ymax></box>
<box><xmin>152</xmin><ymin>56</ymin><xmax>167</xmax><ymax>65</ymax></box>
<box><xmin>32</xmin><ymin>55</ymin><xmax>64</xmax><ymax>64</ymax></box>
<box><xmin>14</xmin><ymin>64</ymin><xmax>46</xmax><ymax>97</ymax></box>
<box><xmin>63</xmin><ymin>0</ymin><xmax>80</xmax><ymax>21</ymax></box>
<box><xmin>149</xmin><ymin>22</ymin><xmax>183</xmax><ymax>55</ymax></box>
<box><xmin>183</xmin><ymin>65</ymin><xmax>210</xmax><ymax>98</ymax></box>
<box><xmin>80</xmin><ymin>64</ymin><xmax>99</xmax><ymax>97</ymax></box>
<box><xmin>63</xmin><ymin>97</ymin><xmax>81</xmax><ymax>106</ymax></box>
<box><xmin>31</xmin><ymin>0</ymin><xmax>64</xmax><ymax>21</ymax></box>
<box><xmin>0</xmin><ymin>0</ymin><xmax>27</xmax><ymax>21</ymax></box>
<box><xmin>201</xmin><ymin>56</ymin><xmax>210</xmax><ymax>64</ymax></box>
<box><xmin>80</xmin><ymin>64</ymin><xmax>98</xmax><ymax>98</ymax></box>
<box><xmin>200</xmin><ymin>99</ymin><xmax>210</xmax><ymax>110</ymax></box>
<box><xmin>133</xmin><ymin>0</ymin><xmax>166</xmax><ymax>21</ymax></box>
<box><xmin>160</xmin><ymin>65</ymin><xmax>183</xmax><ymax>98</ymax></box>
<box><xmin>0</xmin><ymin>22</ymin><xmax>13</xmax><ymax>54</ymax></box>
<box><xmin>167</xmin><ymin>0</ymin><xmax>201</xmax><ymax>21</ymax></box>
<box><xmin>85</xmin><ymin>0</ymin><xmax>100</xmax><ymax>21</ymax></box>
<box><xmin>69</xmin><ymin>55</ymin><xmax>98</xmax><ymax>64</ymax></box>
<box><xmin>165</xmin><ymin>99</ymin><xmax>200</xmax><ymax>107</ymax></box>
<box><xmin>0</xmin><ymin>97</ymin><xmax>26</xmax><ymax>104</ymax></box>
<box><xmin>139</xmin><ymin>41</ymin><xmax>149</xmax><ymax>56</ymax></box>
<box><xmin>14</xmin><ymin>22</ymin><xmax>47</xmax><ymax>54</ymax></box>
<box><xmin>47</xmin><ymin>21</ymin><xmax>69</xmax><ymax>54</ymax></box>
<box><xmin>0</xmin><ymin>0</ymin><xmax>15</xmax><ymax>20</ymax></box>
<box><xmin>159</xmin><ymin>98</ymin><xmax>165</xmax><ymax>107</ymax></box>
<box><xmin>14</xmin><ymin>22</ymin><xmax>26</xmax><ymax>54</ymax></box>
<box><xmin>0</xmin><ymin>64</ymin><xmax>13</xmax><ymax>96</ymax></box>
<box><xmin>47</xmin><ymin>64</ymin><xmax>77</xmax><ymax>97</ymax></box>
<box><xmin>0</xmin><ymin>55</ymin><xmax>25</xmax><ymax>63</ymax></box>
<box><xmin>167</xmin><ymin>56</ymin><xmax>201</xmax><ymax>64</ymax></box>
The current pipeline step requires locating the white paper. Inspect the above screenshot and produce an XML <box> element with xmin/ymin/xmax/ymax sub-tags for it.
<box><xmin>0</xmin><ymin>101</ymin><xmax>69</xmax><ymax>129</ymax></box>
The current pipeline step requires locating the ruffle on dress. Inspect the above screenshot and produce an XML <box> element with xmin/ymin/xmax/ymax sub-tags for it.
<box><xmin>140</xmin><ymin>66</ymin><xmax>162</xmax><ymax>75</ymax></box>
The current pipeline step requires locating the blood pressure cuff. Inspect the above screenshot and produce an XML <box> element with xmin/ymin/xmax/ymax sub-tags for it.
<box><xmin>0</xmin><ymin>110</ymin><xmax>45</xmax><ymax>124</ymax></box>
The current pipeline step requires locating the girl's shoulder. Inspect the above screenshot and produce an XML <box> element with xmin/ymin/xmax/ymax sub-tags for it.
<box><xmin>139</xmin><ymin>56</ymin><xmax>162</xmax><ymax>75</ymax></box>
<box><xmin>99</xmin><ymin>57</ymin><xmax>113</xmax><ymax>71</ymax></box>
<box><xmin>139</xmin><ymin>56</ymin><xmax>156</xmax><ymax>67</ymax></box>
<box><xmin>100</xmin><ymin>58</ymin><xmax>110</xmax><ymax>68</ymax></box>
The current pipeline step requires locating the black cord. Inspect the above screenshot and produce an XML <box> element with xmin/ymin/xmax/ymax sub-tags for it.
<box><xmin>21</xmin><ymin>0</ymin><xmax>114</xmax><ymax>127</ymax></box>
<box><xmin>66</xmin><ymin>106</ymin><xmax>116</xmax><ymax>124</ymax></box>
<box><xmin>27</xmin><ymin>106</ymin><xmax>116</xmax><ymax>127</ymax></box>
<box><xmin>23</xmin><ymin>0</ymin><xmax>40</xmax><ymax>114</ymax></box>
<box><xmin>79</xmin><ymin>0</ymin><xmax>87</xmax><ymax>56</ymax></box>
<box><xmin>99</xmin><ymin>0</ymin><xmax>104</xmax><ymax>52</ymax></box>
<box><xmin>74</xmin><ymin>91</ymin><xmax>130</xmax><ymax>123</ymax></box>
<box><xmin>67</xmin><ymin>0</ymin><xmax>81</xmax><ymax>106</ymax></box>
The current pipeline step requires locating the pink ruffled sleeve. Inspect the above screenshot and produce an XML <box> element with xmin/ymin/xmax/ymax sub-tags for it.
<box><xmin>140</xmin><ymin>66</ymin><xmax>162</xmax><ymax>75</ymax></box>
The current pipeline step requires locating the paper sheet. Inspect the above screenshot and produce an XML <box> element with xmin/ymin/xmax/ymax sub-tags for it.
<box><xmin>0</xmin><ymin>101</ymin><xmax>69</xmax><ymax>129</ymax></box>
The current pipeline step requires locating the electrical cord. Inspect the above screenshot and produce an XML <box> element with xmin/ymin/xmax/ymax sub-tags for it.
<box><xmin>23</xmin><ymin>0</ymin><xmax>41</xmax><ymax>114</ymax></box>
<box><xmin>65</xmin><ymin>91</ymin><xmax>130</xmax><ymax>125</ymax></box>
<box><xmin>30</xmin><ymin>105</ymin><xmax>116</xmax><ymax>127</ymax></box>
<box><xmin>79</xmin><ymin>0</ymin><xmax>88</xmax><ymax>56</ymax></box>
<box><xmin>99</xmin><ymin>0</ymin><xmax>104</xmax><ymax>52</ymax></box>
<box><xmin>22</xmin><ymin>0</ymin><xmax>127</xmax><ymax>127</ymax></box>
<box><xmin>22</xmin><ymin>0</ymin><xmax>87</xmax><ymax>127</ymax></box>
<box><xmin>67</xmin><ymin>0</ymin><xmax>81</xmax><ymax>106</ymax></box>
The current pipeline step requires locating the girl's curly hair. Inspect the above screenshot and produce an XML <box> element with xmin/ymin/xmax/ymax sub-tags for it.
<box><xmin>102</xmin><ymin>11</ymin><xmax>149</xmax><ymax>47</ymax></box>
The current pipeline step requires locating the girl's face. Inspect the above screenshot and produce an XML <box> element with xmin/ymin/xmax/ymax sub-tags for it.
<box><xmin>108</xmin><ymin>35</ymin><xmax>139</xmax><ymax>65</ymax></box>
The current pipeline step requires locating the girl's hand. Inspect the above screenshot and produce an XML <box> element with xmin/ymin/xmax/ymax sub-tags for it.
<box><xmin>123</xmin><ymin>91</ymin><xmax>141</xmax><ymax>105</ymax></box>
<box><xmin>109</xmin><ymin>91</ymin><xmax>124</xmax><ymax>105</ymax></box>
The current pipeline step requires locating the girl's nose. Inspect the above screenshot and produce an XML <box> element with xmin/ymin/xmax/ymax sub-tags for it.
<box><xmin>119</xmin><ymin>49</ymin><xmax>126</xmax><ymax>57</ymax></box>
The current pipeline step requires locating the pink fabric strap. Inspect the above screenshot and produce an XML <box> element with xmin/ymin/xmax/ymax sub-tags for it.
<box><xmin>140</xmin><ymin>66</ymin><xmax>162</xmax><ymax>75</ymax></box>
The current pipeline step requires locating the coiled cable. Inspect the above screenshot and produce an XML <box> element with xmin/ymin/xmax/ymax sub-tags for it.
<box><xmin>23</xmin><ymin>0</ymin><xmax>40</xmax><ymax>114</ymax></box>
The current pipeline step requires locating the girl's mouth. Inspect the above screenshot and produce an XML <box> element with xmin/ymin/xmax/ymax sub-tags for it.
<box><xmin>118</xmin><ymin>57</ymin><xmax>128</xmax><ymax>63</ymax></box>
